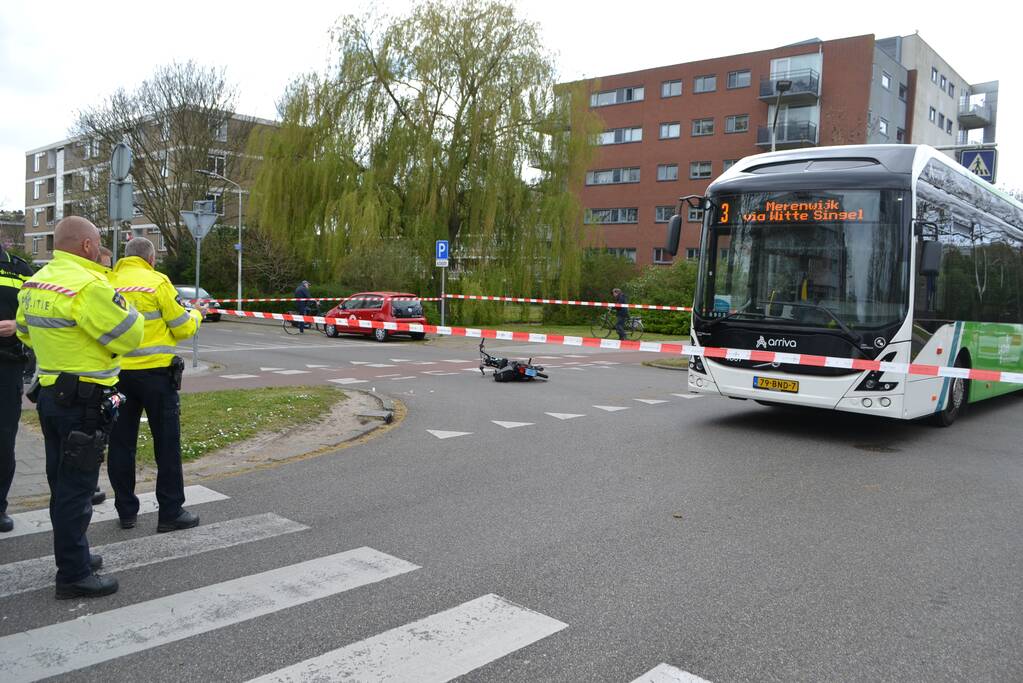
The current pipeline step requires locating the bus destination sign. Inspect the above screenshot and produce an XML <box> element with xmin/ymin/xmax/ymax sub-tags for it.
<box><xmin>718</xmin><ymin>198</ymin><xmax>866</xmax><ymax>225</ymax></box>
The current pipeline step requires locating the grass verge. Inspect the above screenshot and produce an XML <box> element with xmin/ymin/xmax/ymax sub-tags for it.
<box><xmin>22</xmin><ymin>385</ymin><xmax>344</xmax><ymax>465</ymax></box>
<box><xmin>642</xmin><ymin>358</ymin><xmax>690</xmax><ymax>369</ymax></box>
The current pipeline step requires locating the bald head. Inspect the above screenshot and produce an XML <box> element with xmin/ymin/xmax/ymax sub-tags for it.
<box><xmin>54</xmin><ymin>216</ymin><xmax>101</xmax><ymax>262</ymax></box>
<box><xmin>124</xmin><ymin>236</ymin><xmax>155</xmax><ymax>264</ymax></box>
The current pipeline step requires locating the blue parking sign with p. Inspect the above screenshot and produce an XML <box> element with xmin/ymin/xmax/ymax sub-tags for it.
<box><xmin>436</xmin><ymin>240</ymin><xmax>449</xmax><ymax>260</ymax></box>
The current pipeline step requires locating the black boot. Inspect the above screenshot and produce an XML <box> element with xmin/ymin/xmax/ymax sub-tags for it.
<box><xmin>0</xmin><ymin>513</ymin><xmax>12</xmax><ymax>533</ymax></box>
<box><xmin>157</xmin><ymin>509</ymin><xmax>200</xmax><ymax>533</ymax></box>
<box><xmin>55</xmin><ymin>573</ymin><xmax>119</xmax><ymax>600</ymax></box>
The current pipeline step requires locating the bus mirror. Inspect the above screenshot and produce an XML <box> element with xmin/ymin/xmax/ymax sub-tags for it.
<box><xmin>919</xmin><ymin>240</ymin><xmax>942</xmax><ymax>275</ymax></box>
<box><xmin>665</xmin><ymin>214</ymin><xmax>682</xmax><ymax>255</ymax></box>
<box><xmin>914</xmin><ymin>220</ymin><xmax>938</xmax><ymax>237</ymax></box>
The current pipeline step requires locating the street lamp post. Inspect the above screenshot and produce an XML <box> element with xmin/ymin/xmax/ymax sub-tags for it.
<box><xmin>196</xmin><ymin>169</ymin><xmax>243</xmax><ymax>308</ymax></box>
<box><xmin>770</xmin><ymin>78</ymin><xmax>793</xmax><ymax>152</ymax></box>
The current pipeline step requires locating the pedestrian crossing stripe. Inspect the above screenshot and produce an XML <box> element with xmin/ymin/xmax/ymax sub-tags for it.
<box><xmin>0</xmin><ymin>485</ymin><xmax>228</xmax><ymax>540</ymax></box>
<box><xmin>247</xmin><ymin>594</ymin><xmax>567</xmax><ymax>682</ymax></box>
<box><xmin>0</xmin><ymin>547</ymin><xmax>420</xmax><ymax>682</ymax></box>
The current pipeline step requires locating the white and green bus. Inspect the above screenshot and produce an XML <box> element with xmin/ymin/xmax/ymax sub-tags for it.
<box><xmin>666</xmin><ymin>144</ymin><xmax>1023</xmax><ymax>425</ymax></box>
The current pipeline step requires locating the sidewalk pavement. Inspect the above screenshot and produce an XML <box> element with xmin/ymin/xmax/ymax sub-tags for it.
<box><xmin>8</xmin><ymin>361</ymin><xmax>216</xmax><ymax>511</ymax></box>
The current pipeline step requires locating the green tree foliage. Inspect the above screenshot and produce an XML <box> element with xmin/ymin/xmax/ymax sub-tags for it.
<box><xmin>248</xmin><ymin>0</ymin><xmax>599</xmax><ymax>298</ymax></box>
<box><xmin>621</xmin><ymin>259</ymin><xmax>698</xmax><ymax>335</ymax></box>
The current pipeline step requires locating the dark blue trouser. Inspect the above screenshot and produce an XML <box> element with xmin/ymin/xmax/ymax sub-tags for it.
<box><xmin>0</xmin><ymin>362</ymin><xmax>24</xmax><ymax>516</ymax></box>
<box><xmin>616</xmin><ymin>313</ymin><xmax>628</xmax><ymax>340</ymax></box>
<box><xmin>107</xmin><ymin>369</ymin><xmax>184</xmax><ymax>523</ymax></box>
<box><xmin>37</xmin><ymin>386</ymin><xmax>100</xmax><ymax>584</ymax></box>
<box><xmin>296</xmin><ymin>303</ymin><xmax>309</xmax><ymax>331</ymax></box>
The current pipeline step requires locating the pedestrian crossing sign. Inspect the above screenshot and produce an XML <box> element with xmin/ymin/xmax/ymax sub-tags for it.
<box><xmin>960</xmin><ymin>149</ymin><xmax>996</xmax><ymax>183</ymax></box>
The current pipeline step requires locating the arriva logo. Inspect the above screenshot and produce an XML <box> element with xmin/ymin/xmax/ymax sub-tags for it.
<box><xmin>756</xmin><ymin>335</ymin><xmax>797</xmax><ymax>349</ymax></box>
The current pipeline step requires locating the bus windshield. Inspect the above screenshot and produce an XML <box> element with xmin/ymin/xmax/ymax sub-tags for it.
<box><xmin>697</xmin><ymin>189</ymin><xmax>909</xmax><ymax>330</ymax></box>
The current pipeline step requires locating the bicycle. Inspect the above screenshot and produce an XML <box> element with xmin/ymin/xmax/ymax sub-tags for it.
<box><xmin>589</xmin><ymin>307</ymin><xmax>644</xmax><ymax>341</ymax></box>
<box><xmin>282</xmin><ymin>303</ymin><xmax>325</xmax><ymax>335</ymax></box>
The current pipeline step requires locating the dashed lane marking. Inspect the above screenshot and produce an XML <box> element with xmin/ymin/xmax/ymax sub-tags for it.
<box><xmin>273</xmin><ymin>369</ymin><xmax>310</xmax><ymax>375</ymax></box>
<box><xmin>305</xmin><ymin>364</ymin><xmax>329</xmax><ymax>368</ymax></box>
<box><xmin>220</xmin><ymin>374</ymin><xmax>259</xmax><ymax>379</ymax></box>
<box><xmin>390</xmin><ymin>376</ymin><xmax>417</xmax><ymax>381</ymax></box>
<box><xmin>671</xmin><ymin>393</ymin><xmax>704</xmax><ymax>399</ymax></box>
<box><xmin>545</xmin><ymin>412</ymin><xmax>585</xmax><ymax>420</ymax></box>
<box><xmin>634</xmin><ymin>399</ymin><xmax>669</xmax><ymax>405</ymax></box>
<box><xmin>593</xmin><ymin>405</ymin><xmax>630</xmax><ymax>412</ymax></box>
<box><xmin>492</xmin><ymin>421</ymin><xmax>534</xmax><ymax>429</ymax></box>
<box><xmin>366</xmin><ymin>363</ymin><xmax>397</xmax><ymax>368</ymax></box>
<box><xmin>259</xmin><ymin>367</ymin><xmax>284</xmax><ymax>371</ymax></box>
<box><xmin>427</xmin><ymin>430</ymin><xmax>473</xmax><ymax>439</ymax></box>
<box><xmin>328</xmin><ymin>378</ymin><xmax>368</xmax><ymax>385</ymax></box>
<box><xmin>375</xmin><ymin>373</ymin><xmax>402</xmax><ymax>378</ymax></box>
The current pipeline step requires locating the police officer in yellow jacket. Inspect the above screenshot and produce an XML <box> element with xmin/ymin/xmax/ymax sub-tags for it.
<box><xmin>0</xmin><ymin>243</ymin><xmax>33</xmax><ymax>533</ymax></box>
<box><xmin>16</xmin><ymin>216</ymin><xmax>144</xmax><ymax>599</ymax></box>
<box><xmin>107</xmin><ymin>236</ymin><xmax>204</xmax><ymax>533</ymax></box>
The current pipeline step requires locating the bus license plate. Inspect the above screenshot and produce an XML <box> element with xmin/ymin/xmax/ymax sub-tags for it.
<box><xmin>753</xmin><ymin>376</ymin><xmax>799</xmax><ymax>393</ymax></box>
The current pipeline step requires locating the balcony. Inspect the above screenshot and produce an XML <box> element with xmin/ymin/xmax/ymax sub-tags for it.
<box><xmin>759</xmin><ymin>69</ymin><xmax>821</xmax><ymax>104</ymax></box>
<box><xmin>756</xmin><ymin>121</ymin><xmax>819</xmax><ymax>148</ymax></box>
<box><xmin>958</xmin><ymin>98</ymin><xmax>992</xmax><ymax>129</ymax></box>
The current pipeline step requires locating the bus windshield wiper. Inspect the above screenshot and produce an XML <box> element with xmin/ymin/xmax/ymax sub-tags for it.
<box><xmin>703</xmin><ymin>301</ymin><xmax>765</xmax><ymax>329</ymax></box>
<box><xmin>767</xmin><ymin>301</ymin><xmax>868</xmax><ymax>351</ymax></box>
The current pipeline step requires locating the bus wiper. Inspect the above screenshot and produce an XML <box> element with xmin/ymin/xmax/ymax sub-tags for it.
<box><xmin>767</xmin><ymin>301</ymin><xmax>868</xmax><ymax>351</ymax></box>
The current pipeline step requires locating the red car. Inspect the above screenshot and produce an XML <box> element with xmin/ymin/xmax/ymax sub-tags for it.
<box><xmin>323</xmin><ymin>292</ymin><xmax>427</xmax><ymax>342</ymax></box>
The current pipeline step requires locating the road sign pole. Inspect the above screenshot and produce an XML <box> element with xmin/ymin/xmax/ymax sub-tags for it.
<box><xmin>192</xmin><ymin>235</ymin><xmax>201</xmax><ymax>368</ymax></box>
<box><xmin>441</xmin><ymin>266</ymin><xmax>446</xmax><ymax>327</ymax></box>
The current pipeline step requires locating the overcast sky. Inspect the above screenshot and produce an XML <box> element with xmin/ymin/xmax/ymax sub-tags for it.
<box><xmin>1</xmin><ymin>0</ymin><xmax>1018</xmax><ymax>210</ymax></box>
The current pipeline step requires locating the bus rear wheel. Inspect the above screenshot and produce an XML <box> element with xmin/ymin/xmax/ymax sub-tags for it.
<box><xmin>931</xmin><ymin>353</ymin><xmax>970</xmax><ymax>427</ymax></box>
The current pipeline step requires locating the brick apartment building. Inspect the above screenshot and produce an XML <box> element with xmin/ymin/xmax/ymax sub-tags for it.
<box><xmin>577</xmin><ymin>33</ymin><xmax>999</xmax><ymax>266</ymax></box>
<box><xmin>23</xmin><ymin>113</ymin><xmax>275</xmax><ymax>264</ymax></box>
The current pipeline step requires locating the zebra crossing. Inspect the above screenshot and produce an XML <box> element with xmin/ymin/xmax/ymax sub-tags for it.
<box><xmin>0</xmin><ymin>485</ymin><xmax>710</xmax><ymax>681</ymax></box>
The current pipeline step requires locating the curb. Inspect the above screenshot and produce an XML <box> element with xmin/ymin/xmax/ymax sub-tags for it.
<box><xmin>642</xmin><ymin>360</ymin><xmax>689</xmax><ymax>371</ymax></box>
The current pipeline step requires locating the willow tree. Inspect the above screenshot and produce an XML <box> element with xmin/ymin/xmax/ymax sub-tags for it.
<box><xmin>248</xmin><ymin>0</ymin><xmax>599</xmax><ymax>297</ymax></box>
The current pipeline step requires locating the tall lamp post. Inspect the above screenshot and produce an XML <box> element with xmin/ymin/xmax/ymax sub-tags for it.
<box><xmin>196</xmin><ymin>168</ymin><xmax>243</xmax><ymax>308</ymax></box>
<box><xmin>770</xmin><ymin>78</ymin><xmax>793</xmax><ymax>152</ymax></box>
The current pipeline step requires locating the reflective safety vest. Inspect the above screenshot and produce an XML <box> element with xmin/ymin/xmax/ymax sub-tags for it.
<box><xmin>108</xmin><ymin>256</ymin><xmax>201</xmax><ymax>370</ymax></box>
<box><xmin>16</xmin><ymin>250</ymin><xmax>144</xmax><ymax>386</ymax></box>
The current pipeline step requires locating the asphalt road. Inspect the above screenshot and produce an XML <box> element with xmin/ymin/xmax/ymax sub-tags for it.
<box><xmin>2</xmin><ymin>318</ymin><xmax>1021</xmax><ymax>682</ymax></box>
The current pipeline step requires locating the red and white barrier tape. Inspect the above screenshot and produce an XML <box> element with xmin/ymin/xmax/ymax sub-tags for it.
<box><xmin>191</xmin><ymin>296</ymin><xmax>441</xmax><ymax>303</ymax></box>
<box><xmin>443</xmin><ymin>293</ymin><xmax>692</xmax><ymax>312</ymax></box>
<box><xmin>208</xmin><ymin>308</ymin><xmax>1023</xmax><ymax>385</ymax></box>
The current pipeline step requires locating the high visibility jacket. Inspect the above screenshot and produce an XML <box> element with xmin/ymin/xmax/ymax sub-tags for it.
<box><xmin>0</xmin><ymin>248</ymin><xmax>32</xmax><ymax>363</ymax></box>
<box><xmin>16</xmin><ymin>250</ymin><xmax>144</xmax><ymax>386</ymax></box>
<box><xmin>108</xmin><ymin>256</ymin><xmax>201</xmax><ymax>370</ymax></box>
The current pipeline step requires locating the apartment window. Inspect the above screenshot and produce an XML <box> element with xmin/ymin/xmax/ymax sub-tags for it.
<box><xmin>948</xmin><ymin>82</ymin><xmax>955</xmax><ymax>98</ymax></box>
<box><xmin>89</xmin><ymin>138</ymin><xmax>101</xmax><ymax>159</ymax></box>
<box><xmin>63</xmin><ymin>202</ymin><xmax>72</xmax><ymax>218</ymax></box>
<box><xmin>896</xmin><ymin>128</ymin><xmax>906</xmax><ymax>143</ymax></box>
<box><xmin>158</xmin><ymin>233</ymin><xmax>167</xmax><ymax>252</ymax></box>
<box><xmin>687</xmin><ymin>207</ymin><xmax>704</xmax><ymax>222</ymax></box>
<box><xmin>205</xmin><ymin>192</ymin><xmax>225</xmax><ymax>216</ymax></box>
<box><xmin>946</xmin><ymin>119</ymin><xmax>953</xmax><ymax>134</ymax></box>
<box><xmin>881</xmin><ymin>71</ymin><xmax>891</xmax><ymax>90</ymax></box>
<box><xmin>724</xmin><ymin>115</ymin><xmax>749</xmax><ymax>134</ymax></box>
<box><xmin>160</xmin><ymin>119</ymin><xmax>171</xmax><ymax>141</ymax></box>
<box><xmin>727</xmin><ymin>70</ymin><xmax>751</xmax><ymax>89</ymax></box>
<box><xmin>215</xmin><ymin>121</ymin><xmax>229</xmax><ymax>142</ymax></box>
<box><xmin>657</xmin><ymin>164</ymin><xmax>678</xmax><ymax>181</ymax></box>
<box><xmin>929</xmin><ymin>107</ymin><xmax>936</xmax><ymax>122</ymax></box>
<box><xmin>46</xmin><ymin>150</ymin><xmax>55</xmax><ymax>169</ymax></box>
<box><xmin>585</xmin><ymin>207</ymin><xmax>638</xmax><ymax>224</ymax></box>
<box><xmin>590</xmin><ymin>86</ymin><xmax>645</xmax><ymax>107</ymax></box>
<box><xmin>655</xmin><ymin>206</ymin><xmax>675</xmax><ymax>223</ymax></box>
<box><xmin>878</xmin><ymin>118</ymin><xmax>889</xmax><ymax>137</ymax></box>
<box><xmin>693</xmin><ymin>75</ymin><xmax>716</xmax><ymax>93</ymax></box>
<box><xmin>32</xmin><ymin>237</ymin><xmax>40</xmax><ymax>254</ymax></box>
<box><xmin>720</xmin><ymin>248</ymin><xmax>729</xmax><ymax>260</ymax></box>
<box><xmin>723</xmin><ymin>159</ymin><xmax>739</xmax><ymax>171</ymax></box>
<box><xmin>659</xmin><ymin>122</ymin><xmax>681</xmax><ymax>139</ymax></box>
<box><xmin>33</xmin><ymin>180</ymin><xmax>43</xmax><ymax>200</ymax></box>
<box><xmin>685</xmin><ymin>248</ymin><xmax>700</xmax><ymax>260</ymax></box>
<box><xmin>33</xmin><ymin>209</ymin><xmax>43</xmax><ymax>227</ymax></box>
<box><xmin>898</xmin><ymin>83</ymin><xmax>907</xmax><ymax>101</ymax></box>
<box><xmin>597</xmin><ymin>126</ymin><xmax>643</xmax><ymax>145</ymax></box>
<box><xmin>938</xmin><ymin>113</ymin><xmax>945</xmax><ymax>128</ymax></box>
<box><xmin>46</xmin><ymin>234</ymin><xmax>54</xmax><ymax>252</ymax></box>
<box><xmin>33</xmin><ymin>153</ymin><xmax>44</xmax><ymax>172</ymax></box>
<box><xmin>661</xmin><ymin>80</ymin><xmax>682</xmax><ymax>98</ymax></box>
<box><xmin>160</xmin><ymin>151</ymin><xmax>170</xmax><ymax>178</ymax></box>
<box><xmin>691</xmin><ymin>118</ymin><xmax>714</xmax><ymax>136</ymax></box>
<box><xmin>653</xmin><ymin>247</ymin><xmax>672</xmax><ymax>264</ymax></box>
<box><xmin>46</xmin><ymin>206</ymin><xmax>55</xmax><ymax>224</ymax></box>
<box><xmin>606</xmin><ymin>248</ymin><xmax>637</xmax><ymax>263</ymax></box>
<box><xmin>46</xmin><ymin>177</ymin><xmax>55</xmax><ymax>196</ymax></box>
<box><xmin>82</xmin><ymin>170</ymin><xmax>92</xmax><ymax>191</ymax></box>
<box><xmin>63</xmin><ymin>173</ymin><xmax>73</xmax><ymax>193</ymax></box>
<box><xmin>585</xmin><ymin>167</ymin><xmax>640</xmax><ymax>185</ymax></box>
<box><xmin>931</xmin><ymin>67</ymin><xmax>938</xmax><ymax>83</ymax></box>
<box><xmin>689</xmin><ymin>160</ymin><xmax>712</xmax><ymax>179</ymax></box>
<box><xmin>207</xmin><ymin>154</ymin><xmax>226</xmax><ymax>177</ymax></box>
<box><xmin>940</xmin><ymin>75</ymin><xmax>947</xmax><ymax>90</ymax></box>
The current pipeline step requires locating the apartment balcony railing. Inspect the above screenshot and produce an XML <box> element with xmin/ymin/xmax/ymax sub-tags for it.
<box><xmin>759</xmin><ymin>68</ymin><xmax>821</xmax><ymax>103</ymax></box>
<box><xmin>756</xmin><ymin>121</ymin><xmax>819</xmax><ymax>148</ymax></box>
<box><xmin>958</xmin><ymin>97</ymin><xmax>992</xmax><ymax>129</ymax></box>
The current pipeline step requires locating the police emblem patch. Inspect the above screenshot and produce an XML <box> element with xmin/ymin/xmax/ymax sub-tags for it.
<box><xmin>112</xmin><ymin>292</ymin><xmax>128</xmax><ymax>310</ymax></box>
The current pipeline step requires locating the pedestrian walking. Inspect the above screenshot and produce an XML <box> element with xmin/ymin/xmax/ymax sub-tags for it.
<box><xmin>294</xmin><ymin>279</ymin><xmax>312</xmax><ymax>333</ymax></box>
<box><xmin>16</xmin><ymin>216</ymin><xmax>144</xmax><ymax>598</ymax></box>
<box><xmin>107</xmin><ymin>237</ymin><xmax>204</xmax><ymax>533</ymax></box>
<box><xmin>0</xmin><ymin>242</ymin><xmax>33</xmax><ymax>533</ymax></box>
<box><xmin>612</xmin><ymin>287</ymin><xmax>629</xmax><ymax>341</ymax></box>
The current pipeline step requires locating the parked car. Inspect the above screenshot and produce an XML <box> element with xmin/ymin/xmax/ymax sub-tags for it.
<box><xmin>174</xmin><ymin>286</ymin><xmax>221</xmax><ymax>322</ymax></box>
<box><xmin>323</xmin><ymin>292</ymin><xmax>427</xmax><ymax>342</ymax></box>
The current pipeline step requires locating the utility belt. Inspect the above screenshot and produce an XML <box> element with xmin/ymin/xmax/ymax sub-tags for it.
<box><xmin>40</xmin><ymin>373</ymin><xmax>127</xmax><ymax>473</ymax></box>
<box><xmin>125</xmin><ymin>356</ymin><xmax>184</xmax><ymax>390</ymax></box>
<box><xmin>0</xmin><ymin>342</ymin><xmax>28</xmax><ymax>365</ymax></box>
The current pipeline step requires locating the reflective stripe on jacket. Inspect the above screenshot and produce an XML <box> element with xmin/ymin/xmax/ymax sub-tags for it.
<box><xmin>16</xmin><ymin>250</ymin><xmax>144</xmax><ymax>386</ymax></box>
<box><xmin>108</xmin><ymin>256</ymin><xmax>201</xmax><ymax>370</ymax></box>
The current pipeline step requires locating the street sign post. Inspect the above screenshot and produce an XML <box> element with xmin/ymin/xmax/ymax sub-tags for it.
<box><xmin>436</xmin><ymin>240</ymin><xmax>449</xmax><ymax>326</ymax></box>
<box><xmin>181</xmin><ymin>206</ymin><xmax>219</xmax><ymax>368</ymax></box>
<box><xmin>108</xmin><ymin>143</ymin><xmax>134</xmax><ymax>262</ymax></box>
<box><xmin>960</xmin><ymin>149</ymin><xmax>997</xmax><ymax>184</ymax></box>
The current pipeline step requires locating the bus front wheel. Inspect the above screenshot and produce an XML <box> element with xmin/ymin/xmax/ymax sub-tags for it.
<box><xmin>931</xmin><ymin>353</ymin><xmax>970</xmax><ymax>427</ymax></box>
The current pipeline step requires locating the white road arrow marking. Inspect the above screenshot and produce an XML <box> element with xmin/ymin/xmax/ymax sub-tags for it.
<box><xmin>492</xmin><ymin>421</ymin><xmax>534</xmax><ymax>429</ymax></box>
<box><xmin>427</xmin><ymin>429</ymin><xmax>473</xmax><ymax>439</ymax></box>
<box><xmin>545</xmin><ymin>412</ymin><xmax>585</xmax><ymax>420</ymax></box>
<box><xmin>671</xmin><ymin>393</ymin><xmax>704</xmax><ymax>399</ymax></box>
<box><xmin>630</xmin><ymin>662</ymin><xmax>714</xmax><ymax>682</ymax></box>
<box><xmin>593</xmin><ymin>405</ymin><xmax>629</xmax><ymax>412</ymax></box>
<box><xmin>634</xmin><ymin>399</ymin><xmax>669</xmax><ymax>405</ymax></box>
